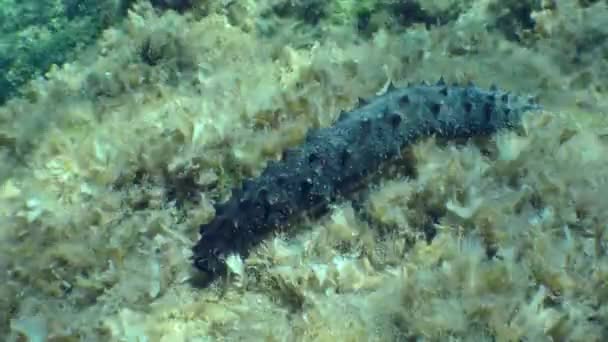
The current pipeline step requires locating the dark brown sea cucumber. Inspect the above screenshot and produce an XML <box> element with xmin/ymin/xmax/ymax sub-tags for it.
<box><xmin>191</xmin><ymin>79</ymin><xmax>540</xmax><ymax>282</ymax></box>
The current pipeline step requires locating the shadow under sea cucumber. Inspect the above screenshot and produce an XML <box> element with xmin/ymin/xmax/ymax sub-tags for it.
<box><xmin>191</xmin><ymin>78</ymin><xmax>541</xmax><ymax>283</ymax></box>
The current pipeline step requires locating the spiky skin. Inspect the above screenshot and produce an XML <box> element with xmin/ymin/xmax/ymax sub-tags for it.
<box><xmin>191</xmin><ymin>79</ymin><xmax>540</xmax><ymax>281</ymax></box>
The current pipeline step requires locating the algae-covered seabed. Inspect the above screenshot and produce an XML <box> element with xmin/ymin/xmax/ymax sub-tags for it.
<box><xmin>1</xmin><ymin>0</ymin><xmax>608</xmax><ymax>341</ymax></box>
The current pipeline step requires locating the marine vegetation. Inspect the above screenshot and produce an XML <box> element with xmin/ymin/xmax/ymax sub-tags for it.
<box><xmin>1</xmin><ymin>0</ymin><xmax>607</xmax><ymax>340</ymax></box>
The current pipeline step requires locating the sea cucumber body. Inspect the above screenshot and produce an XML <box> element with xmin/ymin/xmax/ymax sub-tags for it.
<box><xmin>192</xmin><ymin>80</ymin><xmax>539</xmax><ymax>279</ymax></box>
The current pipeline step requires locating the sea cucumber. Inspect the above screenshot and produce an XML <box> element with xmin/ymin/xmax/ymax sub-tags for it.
<box><xmin>191</xmin><ymin>78</ymin><xmax>540</xmax><ymax>281</ymax></box>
